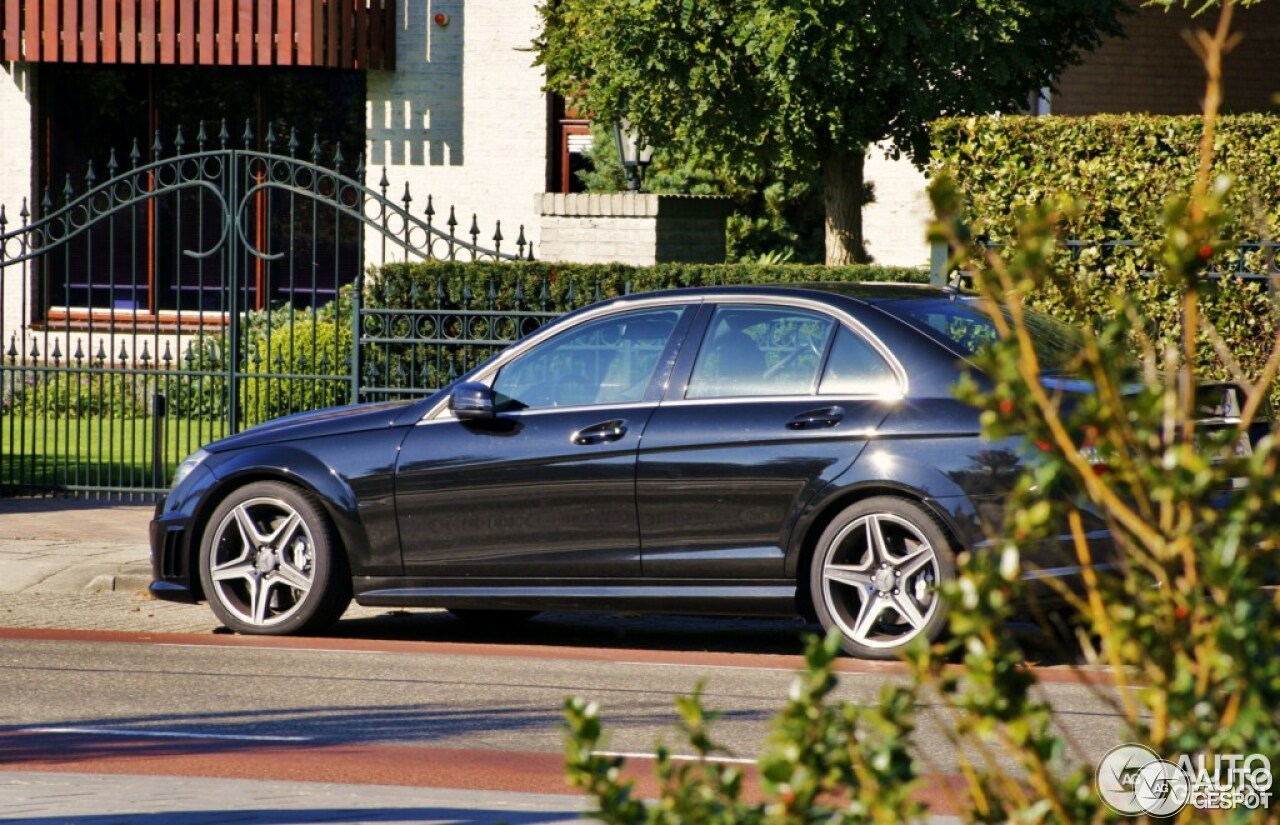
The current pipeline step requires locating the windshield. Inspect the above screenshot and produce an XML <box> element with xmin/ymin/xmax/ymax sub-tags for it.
<box><xmin>881</xmin><ymin>297</ymin><xmax>1083</xmax><ymax>372</ymax></box>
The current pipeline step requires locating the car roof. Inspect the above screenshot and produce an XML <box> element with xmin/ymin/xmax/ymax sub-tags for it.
<box><xmin>610</xmin><ymin>281</ymin><xmax>962</xmax><ymax>306</ymax></box>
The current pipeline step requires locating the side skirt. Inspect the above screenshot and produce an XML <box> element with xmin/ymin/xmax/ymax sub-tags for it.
<box><xmin>354</xmin><ymin>579</ymin><xmax>798</xmax><ymax>618</ymax></box>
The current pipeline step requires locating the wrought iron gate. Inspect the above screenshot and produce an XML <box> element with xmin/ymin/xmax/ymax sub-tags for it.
<box><xmin>1</xmin><ymin>121</ymin><xmax>530</xmax><ymax>499</ymax></box>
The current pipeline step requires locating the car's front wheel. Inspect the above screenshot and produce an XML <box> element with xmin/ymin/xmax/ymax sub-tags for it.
<box><xmin>810</xmin><ymin>496</ymin><xmax>954</xmax><ymax>659</ymax></box>
<box><xmin>198</xmin><ymin>481</ymin><xmax>352</xmax><ymax>635</ymax></box>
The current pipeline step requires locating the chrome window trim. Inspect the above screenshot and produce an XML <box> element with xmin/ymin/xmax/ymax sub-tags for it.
<box><xmin>421</xmin><ymin>295</ymin><xmax>703</xmax><ymax>422</ymax></box>
<box><xmin>420</xmin><ymin>291</ymin><xmax>909</xmax><ymax>422</ymax></box>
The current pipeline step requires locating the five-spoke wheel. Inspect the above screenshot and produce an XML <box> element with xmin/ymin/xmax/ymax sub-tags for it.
<box><xmin>198</xmin><ymin>481</ymin><xmax>351</xmax><ymax>635</ymax></box>
<box><xmin>810</xmin><ymin>496</ymin><xmax>954</xmax><ymax>659</ymax></box>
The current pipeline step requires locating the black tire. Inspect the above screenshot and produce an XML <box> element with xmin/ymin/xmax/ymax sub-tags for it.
<box><xmin>447</xmin><ymin>608</ymin><xmax>541</xmax><ymax>625</ymax></box>
<box><xmin>809</xmin><ymin>496</ymin><xmax>955</xmax><ymax>659</ymax></box>
<box><xmin>198</xmin><ymin>481</ymin><xmax>352</xmax><ymax>636</ymax></box>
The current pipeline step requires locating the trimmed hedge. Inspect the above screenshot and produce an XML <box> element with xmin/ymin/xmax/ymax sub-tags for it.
<box><xmin>368</xmin><ymin>260</ymin><xmax>929</xmax><ymax>310</ymax></box>
<box><xmin>930</xmin><ymin>114</ymin><xmax>1280</xmax><ymax>240</ymax></box>
<box><xmin>931</xmin><ymin>114</ymin><xmax>1280</xmax><ymax>400</ymax></box>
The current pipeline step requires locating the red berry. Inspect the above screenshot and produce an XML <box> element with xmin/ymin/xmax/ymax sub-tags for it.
<box><xmin>998</xmin><ymin>399</ymin><xmax>1014</xmax><ymax>415</ymax></box>
<box><xmin>1198</xmin><ymin>244</ymin><xmax>1213</xmax><ymax>259</ymax></box>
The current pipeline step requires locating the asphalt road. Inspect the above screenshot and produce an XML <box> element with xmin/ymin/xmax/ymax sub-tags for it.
<box><xmin>0</xmin><ymin>616</ymin><xmax>1132</xmax><ymax>793</ymax></box>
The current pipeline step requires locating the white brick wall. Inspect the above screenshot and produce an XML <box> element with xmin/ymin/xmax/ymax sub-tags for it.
<box><xmin>0</xmin><ymin>63</ymin><xmax>33</xmax><ymax>344</ymax></box>
<box><xmin>365</xmin><ymin>0</ymin><xmax>546</xmax><ymax>264</ymax></box>
<box><xmin>862</xmin><ymin>145</ymin><xmax>932</xmax><ymax>268</ymax></box>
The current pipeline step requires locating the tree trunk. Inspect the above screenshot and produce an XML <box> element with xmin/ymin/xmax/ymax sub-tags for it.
<box><xmin>822</xmin><ymin>148</ymin><xmax>868</xmax><ymax>266</ymax></box>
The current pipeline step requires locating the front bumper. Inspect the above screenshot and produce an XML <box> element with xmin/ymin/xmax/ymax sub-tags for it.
<box><xmin>149</xmin><ymin>499</ymin><xmax>198</xmax><ymax>603</ymax></box>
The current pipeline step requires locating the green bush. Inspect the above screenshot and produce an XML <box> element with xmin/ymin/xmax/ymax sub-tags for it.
<box><xmin>931</xmin><ymin>113</ymin><xmax>1280</xmax><ymax>403</ymax></box>
<box><xmin>4</xmin><ymin>371</ymin><xmax>151</xmax><ymax>418</ymax></box>
<box><xmin>930</xmin><ymin>114</ymin><xmax>1280</xmax><ymax>241</ymax></box>
<box><xmin>241</xmin><ymin>307</ymin><xmax>354</xmax><ymax>428</ymax></box>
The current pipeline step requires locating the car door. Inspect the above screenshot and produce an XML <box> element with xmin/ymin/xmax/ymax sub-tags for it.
<box><xmin>636</xmin><ymin>300</ymin><xmax>903</xmax><ymax>578</ymax></box>
<box><xmin>394</xmin><ymin>304</ymin><xmax>693</xmax><ymax>578</ymax></box>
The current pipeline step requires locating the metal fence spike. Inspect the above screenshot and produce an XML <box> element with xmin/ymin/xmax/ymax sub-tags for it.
<box><xmin>73</xmin><ymin>339</ymin><xmax>84</xmax><ymax>365</ymax></box>
<box><xmin>174</xmin><ymin>124</ymin><xmax>186</xmax><ymax>152</ymax></box>
<box><xmin>41</xmin><ymin>187</ymin><xmax>52</xmax><ymax>211</ymax></box>
<box><xmin>197</xmin><ymin>121</ymin><xmax>209</xmax><ymax>150</ymax></box>
<box><xmin>130</xmin><ymin>138</ymin><xmax>141</xmax><ymax>167</ymax></box>
<box><xmin>152</xmin><ymin>129</ymin><xmax>164</xmax><ymax>157</ymax></box>
<box><xmin>447</xmin><ymin>206</ymin><xmax>458</xmax><ymax>230</ymax></box>
<box><xmin>401</xmin><ymin>182</ymin><xmax>412</xmax><ymax>208</ymax></box>
<box><xmin>5</xmin><ymin>334</ymin><xmax>16</xmax><ymax>361</ymax></box>
<box><xmin>265</xmin><ymin>123</ymin><xmax>276</xmax><ymax>151</ymax></box>
<box><xmin>117</xmin><ymin>339</ymin><xmax>129</xmax><ymax>366</ymax></box>
<box><xmin>51</xmin><ymin>339</ymin><xmax>62</xmax><ymax>365</ymax></box>
<box><xmin>162</xmin><ymin>341</ymin><xmax>173</xmax><ymax>366</ymax></box>
<box><xmin>333</xmin><ymin>143</ymin><xmax>344</xmax><ymax>168</ymax></box>
<box><xmin>311</xmin><ymin>135</ymin><xmax>322</xmax><ymax>162</ymax></box>
<box><xmin>242</xmin><ymin>118</ymin><xmax>254</xmax><ymax>149</ymax></box>
<box><xmin>28</xmin><ymin>339</ymin><xmax>39</xmax><ymax>359</ymax></box>
<box><xmin>288</xmin><ymin>127</ymin><xmax>299</xmax><ymax>156</ymax></box>
<box><xmin>18</xmin><ymin>198</ymin><xmax>28</xmax><ymax>223</ymax></box>
<box><xmin>95</xmin><ymin>340</ymin><xmax>107</xmax><ymax>365</ymax></box>
<box><xmin>218</xmin><ymin>118</ymin><xmax>230</xmax><ymax>147</ymax></box>
<box><xmin>139</xmin><ymin>341</ymin><xmax>151</xmax><ymax>365</ymax></box>
<box><xmin>85</xmin><ymin>161</ymin><xmax>97</xmax><ymax>188</ymax></box>
<box><xmin>378</xmin><ymin>167</ymin><xmax>390</xmax><ymax>193</ymax></box>
<box><xmin>492</xmin><ymin>220</ymin><xmax>503</xmax><ymax>247</ymax></box>
<box><xmin>0</xmin><ymin>203</ymin><xmax>6</xmax><ymax>231</ymax></box>
<box><xmin>63</xmin><ymin>174</ymin><xmax>74</xmax><ymax>203</ymax></box>
<box><xmin>424</xmin><ymin>194</ymin><xmax>435</xmax><ymax>219</ymax></box>
<box><xmin>107</xmin><ymin>148</ymin><xmax>119</xmax><ymax>175</ymax></box>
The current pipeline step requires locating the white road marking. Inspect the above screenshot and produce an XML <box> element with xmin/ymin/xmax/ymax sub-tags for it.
<box><xmin>24</xmin><ymin>726</ymin><xmax>311</xmax><ymax>743</ymax></box>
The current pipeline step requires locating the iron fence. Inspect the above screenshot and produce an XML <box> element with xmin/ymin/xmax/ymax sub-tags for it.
<box><xmin>1</xmin><ymin>121</ymin><xmax>527</xmax><ymax>499</ymax></box>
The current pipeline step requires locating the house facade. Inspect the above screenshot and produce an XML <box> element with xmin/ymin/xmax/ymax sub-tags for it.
<box><xmin>0</xmin><ymin>0</ymin><xmax>553</xmax><ymax>349</ymax></box>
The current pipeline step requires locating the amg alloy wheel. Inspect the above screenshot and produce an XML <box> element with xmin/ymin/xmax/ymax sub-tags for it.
<box><xmin>810</xmin><ymin>496</ymin><xmax>954</xmax><ymax>659</ymax></box>
<box><xmin>198</xmin><ymin>481</ymin><xmax>351</xmax><ymax>635</ymax></box>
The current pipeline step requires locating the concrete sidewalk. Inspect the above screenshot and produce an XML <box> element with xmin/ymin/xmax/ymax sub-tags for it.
<box><xmin>0</xmin><ymin>498</ymin><xmax>155</xmax><ymax>596</ymax></box>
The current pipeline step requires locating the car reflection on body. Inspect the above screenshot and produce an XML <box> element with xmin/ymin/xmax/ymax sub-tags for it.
<box><xmin>150</xmin><ymin>283</ymin><xmax>1095</xmax><ymax>659</ymax></box>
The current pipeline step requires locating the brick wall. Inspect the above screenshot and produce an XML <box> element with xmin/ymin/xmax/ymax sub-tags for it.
<box><xmin>0</xmin><ymin>62</ymin><xmax>32</xmax><ymax>341</ymax></box>
<box><xmin>537</xmin><ymin>193</ymin><xmax>730</xmax><ymax>265</ymax></box>
<box><xmin>365</xmin><ymin>0</ymin><xmax>546</xmax><ymax>265</ymax></box>
<box><xmin>1054</xmin><ymin>3</ymin><xmax>1280</xmax><ymax>115</ymax></box>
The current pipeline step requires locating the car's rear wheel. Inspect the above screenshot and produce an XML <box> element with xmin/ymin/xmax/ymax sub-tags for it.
<box><xmin>198</xmin><ymin>481</ymin><xmax>352</xmax><ymax>635</ymax></box>
<box><xmin>810</xmin><ymin>496</ymin><xmax>954</xmax><ymax>659</ymax></box>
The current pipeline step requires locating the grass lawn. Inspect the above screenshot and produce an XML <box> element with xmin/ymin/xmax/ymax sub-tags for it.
<box><xmin>1</xmin><ymin>416</ymin><xmax>228</xmax><ymax>493</ymax></box>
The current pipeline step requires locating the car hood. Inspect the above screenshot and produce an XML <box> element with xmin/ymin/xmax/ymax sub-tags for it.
<box><xmin>206</xmin><ymin>400</ymin><xmax>414</xmax><ymax>452</ymax></box>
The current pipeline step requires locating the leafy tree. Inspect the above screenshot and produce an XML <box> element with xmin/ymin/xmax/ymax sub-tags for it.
<box><xmin>536</xmin><ymin>0</ymin><xmax>1125</xmax><ymax>265</ymax></box>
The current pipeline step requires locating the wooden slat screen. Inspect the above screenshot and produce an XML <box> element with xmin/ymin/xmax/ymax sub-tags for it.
<box><xmin>0</xmin><ymin>0</ymin><xmax>394</xmax><ymax>68</ymax></box>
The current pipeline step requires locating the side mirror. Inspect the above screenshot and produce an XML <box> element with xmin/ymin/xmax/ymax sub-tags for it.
<box><xmin>450</xmin><ymin>381</ymin><xmax>495</xmax><ymax>422</ymax></box>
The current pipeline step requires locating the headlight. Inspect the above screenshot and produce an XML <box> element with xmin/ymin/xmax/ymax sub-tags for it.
<box><xmin>171</xmin><ymin>449</ymin><xmax>210</xmax><ymax>489</ymax></box>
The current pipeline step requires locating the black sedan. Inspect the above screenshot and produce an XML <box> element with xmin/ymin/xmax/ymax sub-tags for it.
<box><xmin>150</xmin><ymin>283</ymin><xmax>1089</xmax><ymax>659</ymax></box>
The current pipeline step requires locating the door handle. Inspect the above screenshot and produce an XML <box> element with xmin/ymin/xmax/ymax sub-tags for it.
<box><xmin>787</xmin><ymin>406</ymin><xmax>845</xmax><ymax>430</ymax></box>
<box><xmin>572</xmin><ymin>420</ymin><xmax>628</xmax><ymax>445</ymax></box>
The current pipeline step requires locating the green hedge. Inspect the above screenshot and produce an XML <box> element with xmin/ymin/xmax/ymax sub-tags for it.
<box><xmin>931</xmin><ymin>114</ymin><xmax>1280</xmax><ymax>399</ymax></box>
<box><xmin>930</xmin><ymin>114</ymin><xmax>1280</xmax><ymax>240</ymax></box>
<box><xmin>368</xmin><ymin>260</ymin><xmax>929</xmax><ymax>310</ymax></box>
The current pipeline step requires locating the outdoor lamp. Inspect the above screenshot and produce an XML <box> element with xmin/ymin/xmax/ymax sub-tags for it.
<box><xmin>612</xmin><ymin>118</ymin><xmax>654</xmax><ymax>192</ymax></box>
